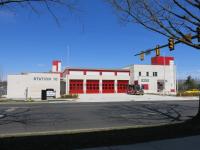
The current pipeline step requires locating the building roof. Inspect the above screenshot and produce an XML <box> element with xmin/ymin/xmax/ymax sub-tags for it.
<box><xmin>62</xmin><ymin>67</ymin><xmax>130</xmax><ymax>74</ymax></box>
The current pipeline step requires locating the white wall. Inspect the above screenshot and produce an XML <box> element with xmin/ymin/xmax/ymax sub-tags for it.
<box><xmin>130</xmin><ymin>63</ymin><xmax>176</xmax><ymax>94</ymax></box>
<box><xmin>7</xmin><ymin>73</ymin><xmax>60</xmax><ymax>99</ymax></box>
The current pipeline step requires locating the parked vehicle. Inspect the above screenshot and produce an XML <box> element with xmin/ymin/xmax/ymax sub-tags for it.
<box><xmin>127</xmin><ymin>84</ymin><xmax>144</xmax><ymax>95</ymax></box>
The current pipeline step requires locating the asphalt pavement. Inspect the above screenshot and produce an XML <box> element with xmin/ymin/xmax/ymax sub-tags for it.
<box><xmin>0</xmin><ymin>100</ymin><xmax>198</xmax><ymax>135</ymax></box>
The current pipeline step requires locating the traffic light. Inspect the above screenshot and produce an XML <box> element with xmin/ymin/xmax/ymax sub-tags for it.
<box><xmin>140</xmin><ymin>52</ymin><xmax>144</xmax><ymax>61</ymax></box>
<box><xmin>197</xmin><ymin>27</ymin><xmax>200</xmax><ymax>42</ymax></box>
<box><xmin>168</xmin><ymin>37</ymin><xmax>174</xmax><ymax>51</ymax></box>
<box><xmin>155</xmin><ymin>45</ymin><xmax>160</xmax><ymax>56</ymax></box>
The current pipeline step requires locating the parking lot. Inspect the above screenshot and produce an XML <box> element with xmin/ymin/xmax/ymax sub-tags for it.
<box><xmin>0</xmin><ymin>99</ymin><xmax>198</xmax><ymax>135</ymax></box>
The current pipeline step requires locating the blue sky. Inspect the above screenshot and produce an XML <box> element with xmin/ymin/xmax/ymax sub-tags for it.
<box><xmin>0</xmin><ymin>0</ymin><xmax>199</xmax><ymax>80</ymax></box>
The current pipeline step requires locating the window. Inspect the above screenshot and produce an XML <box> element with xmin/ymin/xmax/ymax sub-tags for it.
<box><xmin>139</xmin><ymin>72</ymin><xmax>141</xmax><ymax>76</ymax></box>
<box><xmin>146</xmin><ymin>72</ymin><xmax>149</xmax><ymax>76</ymax></box>
<box><xmin>153</xmin><ymin>72</ymin><xmax>158</xmax><ymax>77</ymax></box>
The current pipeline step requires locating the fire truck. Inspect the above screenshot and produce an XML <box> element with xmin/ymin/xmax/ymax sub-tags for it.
<box><xmin>127</xmin><ymin>84</ymin><xmax>144</xmax><ymax>95</ymax></box>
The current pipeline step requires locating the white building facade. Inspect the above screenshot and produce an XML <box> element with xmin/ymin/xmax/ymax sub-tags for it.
<box><xmin>7</xmin><ymin>73</ymin><xmax>60</xmax><ymax>99</ymax></box>
<box><xmin>129</xmin><ymin>56</ymin><xmax>176</xmax><ymax>94</ymax></box>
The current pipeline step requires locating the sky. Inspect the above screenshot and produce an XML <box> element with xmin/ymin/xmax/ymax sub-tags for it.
<box><xmin>0</xmin><ymin>0</ymin><xmax>199</xmax><ymax>80</ymax></box>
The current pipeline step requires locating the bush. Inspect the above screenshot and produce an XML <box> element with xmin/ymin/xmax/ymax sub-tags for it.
<box><xmin>60</xmin><ymin>94</ymin><xmax>79</xmax><ymax>99</ymax></box>
<box><xmin>177</xmin><ymin>92</ymin><xmax>200</xmax><ymax>97</ymax></box>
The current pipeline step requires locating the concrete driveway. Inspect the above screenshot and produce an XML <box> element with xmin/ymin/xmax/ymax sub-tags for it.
<box><xmin>75</xmin><ymin>94</ymin><xmax>198</xmax><ymax>102</ymax></box>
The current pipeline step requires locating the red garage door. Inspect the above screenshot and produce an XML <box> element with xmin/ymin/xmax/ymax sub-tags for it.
<box><xmin>86</xmin><ymin>80</ymin><xmax>99</xmax><ymax>93</ymax></box>
<box><xmin>117</xmin><ymin>80</ymin><xmax>129</xmax><ymax>93</ymax></box>
<box><xmin>69</xmin><ymin>80</ymin><xmax>83</xmax><ymax>94</ymax></box>
<box><xmin>102</xmin><ymin>80</ymin><xmax>114</xmax><ymax>93</ymax></box>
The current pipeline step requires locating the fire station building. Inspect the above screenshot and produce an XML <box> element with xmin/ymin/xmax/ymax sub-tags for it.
<box><xmin>60</xmin><ymin>56</ymin><xmax>176</xmax><ymax>95</ymax></box>
<box><xmin>7</xmin><ymin>56</ymin><xmax>176</xmax><ymax>99</ymax></box>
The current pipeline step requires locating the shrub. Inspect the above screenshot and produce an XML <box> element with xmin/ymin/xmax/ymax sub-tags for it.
<box><xmin>60</xmin><ymin>94</ymin><xmax>79</xmax><ymax>99</ymax></box>
<box><xmin>177</xmin><ymin>91</ymin><xmax>200</xmax><ymax>97</ymax></box>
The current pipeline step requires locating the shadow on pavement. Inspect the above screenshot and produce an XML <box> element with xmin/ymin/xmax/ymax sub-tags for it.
<box><xmin>1</xmin><ymin>120</ymin><xmax>200</xmax><ymax>150</ymax></box>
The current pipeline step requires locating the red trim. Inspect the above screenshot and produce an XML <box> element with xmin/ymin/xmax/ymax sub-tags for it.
<box><xmin>83</xmin><ymin>71</ymin><xmax>87</xmax><ymax>75</ymax></box>
<box><xmin>171</xmin><ymin>89</ymin><xmax>175</xmax><ymax>92</ymax></box>
<box><xmin>63</xmin><ymin>68</ymin><xmax>130</xmax><ymax>75</ymax></box>
<box><xmin>151</xmin><ymin>56</ymin><xmax>174</xmax><ymax>65</ymax></box>
<box><xmin>52</xmin><ymin>60</ymin><xmax>61</xmax><ymax>72</ymax></box>
<box><xmin>60</xmin><ymin>73</ymin><xmax>63</xmax><ymax>78</ymax></box>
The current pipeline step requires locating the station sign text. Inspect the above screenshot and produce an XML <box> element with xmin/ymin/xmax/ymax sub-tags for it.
<box><xmin>33</xmin><ymin>77</ymin><xmax>58</xmax><ymax>81</ymax></box>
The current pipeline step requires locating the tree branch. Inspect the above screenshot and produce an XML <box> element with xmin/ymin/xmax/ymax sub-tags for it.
<box><xmin>173</xmin><ymin>0</ymin><xmax>200</xmax><ymax>22</ymax></box>
<box><xmin>154</xmin><ymin>0</ymin><xmax>200</xmax><ymax>26</ymax></box>
<box><xmin>185</xmin><ymin>0</ymin><xmax>200</xmax><ymax>8</ymax></box>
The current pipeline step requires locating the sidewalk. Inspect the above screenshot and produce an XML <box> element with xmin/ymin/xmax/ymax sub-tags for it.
<box><xmin>76</xmin><ymin>94</ymin><xmax>198</xmax><ymax>102</ymax></box>
<box><xmin>1</xmin><ymin>94</ymin><xmax>198</xmax><ymax>104</ymax></box>
<box><xmin>79</xmin><ymin>135</ymin><xmax>200</xmax><ymax>150</ymax></box>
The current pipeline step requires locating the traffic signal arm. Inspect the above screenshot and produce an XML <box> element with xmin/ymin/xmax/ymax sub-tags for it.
<box><xmin>134</xmin><ymin>34</ymin><xmax>198</xmax><ymax>57</ymax></box>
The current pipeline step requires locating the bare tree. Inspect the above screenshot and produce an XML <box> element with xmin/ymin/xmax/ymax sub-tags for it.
<box><xmin>107</xmin><ymin>0</ymin><xmax>200</xmax><ymax>49</ymax></box>
<box><xmin>0</xmin><ymin>0</ymin><xmax>79</xmax><ymax>25</ymax></box>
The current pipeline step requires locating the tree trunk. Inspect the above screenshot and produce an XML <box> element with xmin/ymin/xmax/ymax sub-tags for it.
<box><xmin>196</xmin><ymin>94</ymin><xmax>200</xmax><ymax>117</ymax></box>
<box><xmin>191</xmin><ymin>93</ymin><xmax>200</xmax><ymax>122</ymax></box>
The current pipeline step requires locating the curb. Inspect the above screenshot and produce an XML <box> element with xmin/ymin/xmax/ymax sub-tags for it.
<box><xmin>0</xmin><ymin>124</ymin><xmax>168</xmax><ymax>138</ymax></box>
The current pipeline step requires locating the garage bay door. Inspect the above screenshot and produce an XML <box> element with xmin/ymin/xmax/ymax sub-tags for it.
<box><xmin>117</xmin><ymin>80</ymin><xmax>129</xmax><ymax>93</ymax></box>
<box><xmin>69</xmin><ymin>80</ymin><xmax>83</xmax><ymax>94</ymax></box>
<box><xmin>86</xmin><ymin>80</ymin><xmax>99</xmax><ymax>93</ymax></box>
<box><xmin>102</xmin><ymin>80</ymin><xmax>114</xmax><ymax>93</ymax></box>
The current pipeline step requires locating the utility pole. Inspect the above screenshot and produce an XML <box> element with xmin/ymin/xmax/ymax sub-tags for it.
<box><xmin>176</xmin><ymin>62</ymin><xmax>179</xmax><ymax>94</ymax></box>
<box><xmin>66</xmin><ymin>45</ymin><xmax>70</xmax><ymax>95</ymax></box>
<box><xmin>67</xmin><ymin>45</ymin><xmax>70</xmax><ymax>68</ymax></box>
<box><xmin>163</xmin><ymin>53</ymin><xmax>166</xmax><ymax>96</ymax></box>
